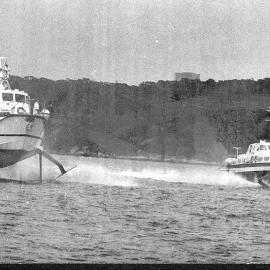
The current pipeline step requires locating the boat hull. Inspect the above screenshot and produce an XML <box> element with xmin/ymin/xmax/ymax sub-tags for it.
<box><xmin>227</xmin><ymin>162</ymin><xmax>270</xmax><ymax>172</ymax></box>
<box><xmin>0</xmin><ymin>114</ymin><xmax>44</xmax><ymax>150</ymax></box>
<box><xmin>226</xmin><ymin>163</ymin><xmax>270</xmax><ymax>187</ymax></box>
<box><xmin>0</xmin><ymin>115</ymin><xmax>45</xmax><ymax>168</ymax></box>
<box><xmin>0</xmin><ymin>149</ymin><xmax>36</xmax><ymax>168</ymax></box>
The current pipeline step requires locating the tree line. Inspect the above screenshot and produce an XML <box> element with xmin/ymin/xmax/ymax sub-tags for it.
<box><xmin>9</xmin><ymin>75</ymin><xmax>270</xmax><ymax>162</ymax></box>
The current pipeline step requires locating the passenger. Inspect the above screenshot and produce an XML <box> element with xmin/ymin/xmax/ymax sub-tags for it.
<box><xmin>2</xmin><ymin>81</ymin><xmax>8</xmax><ymax>90</ymax></box>
<box><xmin>40</xmin><ymin>108</ymin><xmax>50</xmax><ymax>120</ymax></box>
<box><xmin>2</xmin><ymin>63</ymin><xmax>9</xmax><ymax>79</ymax></box>
<box><xmin>33</xmin><ymin>100</ymin><xmax>39</xmax><ymax>115</ymax></box>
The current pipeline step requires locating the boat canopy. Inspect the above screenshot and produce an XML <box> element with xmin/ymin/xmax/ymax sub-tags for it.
<box><xmin>247</xmin><ymin>140</ymin><xmax>270</xmax><ymax>153</ymax></box>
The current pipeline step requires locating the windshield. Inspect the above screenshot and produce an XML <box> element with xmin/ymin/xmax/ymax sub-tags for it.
<box><xmin>260</xmin><ymin>145</ymin><xmax>267</xmax><ymax>151</ymax></box>
<box><xmin>2</xmin><ymin>93</ymin><xmax>13</xmax><ymax>101</ymax></box>
<box><xmin>15</xmin><ymin>94</ymin><xmax>25</xmax><ymax>103</ymax></box>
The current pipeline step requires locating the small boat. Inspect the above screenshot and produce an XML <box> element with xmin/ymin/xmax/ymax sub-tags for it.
<box><xmin>0</xmin><ymin>57</ymin><xmax>75</xmax><ymax>182</ymax></box>
<box><xmin>225</xmin><ymin>140</ymin><xmax>270</xmax><ymax>187</ymax></box>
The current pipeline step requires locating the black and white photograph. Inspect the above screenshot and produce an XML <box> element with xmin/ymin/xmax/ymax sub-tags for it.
<box><xmin>1</xmin><ymin>0</ymin><xmax>270</xmax><ymax>264</ymax></box>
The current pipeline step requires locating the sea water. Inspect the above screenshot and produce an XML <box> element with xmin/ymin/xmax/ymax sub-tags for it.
<box><xmin>0</xmin><ymin>155</ymin><xmax>270</xmax><ymax>263</ymax></box>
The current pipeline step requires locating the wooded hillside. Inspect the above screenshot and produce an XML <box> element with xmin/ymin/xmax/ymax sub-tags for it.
<box><xmin>9</xmin><ymin>76</ymin><xmax>270</xmax><ymax>162</ymax></box>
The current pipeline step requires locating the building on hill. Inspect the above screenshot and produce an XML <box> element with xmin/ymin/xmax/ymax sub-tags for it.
<box><xmin>175</xmin><ymin>72</ymin><xmax>200</xmax><ymax>81</ymax></box>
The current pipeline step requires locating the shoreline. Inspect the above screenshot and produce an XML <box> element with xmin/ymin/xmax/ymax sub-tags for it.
<box><xmin>48</xmin><ymin>151</ymin><xmax>220</xmax><ymax>167</ymax></box>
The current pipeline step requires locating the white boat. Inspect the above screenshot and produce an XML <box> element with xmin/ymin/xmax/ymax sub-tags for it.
<box><xmin>0</xmin><ymin>57</ymin><xmax>74</xmax><ymax>182</ymax></box>
<box><xmin>225</xmin><ymin>140</ymin><xmax>270</xmax><ymax>187</ymax></box>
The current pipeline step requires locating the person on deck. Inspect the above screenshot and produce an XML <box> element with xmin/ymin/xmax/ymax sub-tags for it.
<box><xmin>33</xmin><ymin>100</ymin><xmax>40</xmax><ymax>115</ymax></box>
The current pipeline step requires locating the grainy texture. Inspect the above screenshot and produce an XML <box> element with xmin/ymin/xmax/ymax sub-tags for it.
<box><xmin>1</xmin><ymin>155</ymin><xmax>267</xmax><ymax>263</ymax></box>
<box><xmin>1</xmin><ymin>0</ymin><xmax>270</xmax><ymax>83</ymax></box>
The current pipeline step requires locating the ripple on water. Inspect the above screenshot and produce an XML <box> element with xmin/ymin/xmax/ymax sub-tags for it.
<box><xmin>0</xmin><ymin>159</ymin><xmax>270</xmax><ymax>263</ymax></box>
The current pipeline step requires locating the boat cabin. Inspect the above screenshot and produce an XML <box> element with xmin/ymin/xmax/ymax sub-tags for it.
<box><xmin>0</xmin><ymin>57</ymin><xmax>30</xmax><ymax>115</ymax></box>
<box><xmin>245</xmin><ymin>140</ymin><xmax>270</xmax><ymax>163</ymax></box>
<box><xmin>0</xmin><ymin>57</ymin><xmax>50</xmax><ymax>119</ymax></box>
<box><xmin>0</xmin><ymin>88</ymin><xmax>30</xmax><ymax>115</ymax></box>
<box><xmin>226</xmin><ymin>140</ymin><xmax>270</xmax><ymax>165</ymax></box>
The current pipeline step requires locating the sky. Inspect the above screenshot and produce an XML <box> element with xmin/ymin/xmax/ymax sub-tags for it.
<box><xmin>0</xmin><ymin>0</ymin><xmax>270</xmax><ymax>85</ymax></box>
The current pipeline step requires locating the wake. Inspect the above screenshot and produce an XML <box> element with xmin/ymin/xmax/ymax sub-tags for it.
<box><xmin>0</xmin><ymin>154</ymin><xmax>258</xmax><ymax>188</ymax></box>
<box><xmin>115</xmin><ymin>167</ymin><xmax>258</xmax><ymax>187</ymax></box>
<box><xmin>58</xmin><ymin>155</ymin><xmax>258</xmax><ymax>188</ymax></box>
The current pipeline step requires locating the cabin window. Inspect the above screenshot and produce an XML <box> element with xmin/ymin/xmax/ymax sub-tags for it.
<box><xmin>260</xmin><ymin>145</ymin><xmax>267</xmax><ymax>151</ymax></box>
<box><xmin>264</xmin><ymin>157</ymin><xmax>269</xmax><ymax>161</ymax></box>
<box><xmin>257</xmin><ymin>157</ymin><xmax>263</xmax><ymax>162</ymax></box>
<box><xmin>15</xmin><ymin>94</ymin><xmax>25</xmax><ymax>103</ymax></box>
<box><xmin>268</xmin><ymin>145</ymin><xmax>270</xmax><ymax>150</ymax></box>
<box><xmin>2</xmin><ymin>93</ymin><xmax>13</xmax><ymax>101</ymax></box>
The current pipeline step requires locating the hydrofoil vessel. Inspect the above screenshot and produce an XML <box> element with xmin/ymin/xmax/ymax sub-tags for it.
<box><xmin>0</xmin><ymin>57</ymin><xmax>75</xmax><ymax>182</ymax></box>
<box><xmin>225</xmin><ymin>140</ymin><xmax>270</xmax><ymax>187</ymax></box>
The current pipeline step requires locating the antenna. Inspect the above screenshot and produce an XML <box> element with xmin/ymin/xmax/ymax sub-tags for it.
<box><xmin>233</xmin><ymin>147</ymin><xmax>241</xmax><ymax>158</ymax></box>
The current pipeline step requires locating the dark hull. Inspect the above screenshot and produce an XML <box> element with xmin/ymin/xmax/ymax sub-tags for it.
<box><xmin>0</xmin><ymin>149</ymin><xmax>36</xmax><ymax>168</ymax></box>
<box><xmin>0</xmin><ymin>114</ymin><xmax>45</xmax><ymax>169</ymax></box>
<box><xmin>242</xmin><ymin>171</ymin><xmax>270</xmax><ymax>188</ymax></box>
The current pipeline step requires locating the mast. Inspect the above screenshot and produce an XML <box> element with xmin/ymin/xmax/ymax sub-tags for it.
<box><xmin>0</xmin><ymin>57</ymin><xmax>11</xmax><ymax>90</ymax></box>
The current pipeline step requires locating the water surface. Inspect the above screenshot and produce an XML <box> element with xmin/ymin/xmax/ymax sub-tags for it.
<box><xmin>0</xmin><ymin>156</ymin><xmax>269</xmax><ymax>263</ymax></box>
